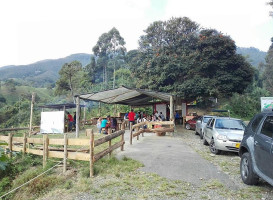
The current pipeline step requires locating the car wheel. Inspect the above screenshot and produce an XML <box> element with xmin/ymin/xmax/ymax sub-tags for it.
<box><xmin>199</xmin><ymin>131</ymin><xmax>203</xmax><ymax>139</ymax></box>
<box><xmin>185</xmin><ymin>124</ymin><xmax>191</xmax><ymax>130</ymax></box>
<box><xmin>203</xmin><ymin>137</ymin><xmax>208</xmax><ymax>145</ymax></box>
<box><xmin>195</xmin><ymin>129</ymin><xmax>198</xmax><ymax>135</ymax></box>
<box><xmin>209</xmin><ymin>138</ymin><xmax>221</xmax><ymax>155</ymax></box>
<box><xmin>240</xmin><ymin>152</ymin><xmax>259</xmax><ymax>185</ymax></box>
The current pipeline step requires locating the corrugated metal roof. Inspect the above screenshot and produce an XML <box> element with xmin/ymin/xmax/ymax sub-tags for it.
<box><xmin>77</xmin><ymin>86</ymin><xmax>174</xmax><ymax>106</ymax></box>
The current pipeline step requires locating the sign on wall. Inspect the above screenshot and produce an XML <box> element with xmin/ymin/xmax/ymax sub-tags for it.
<box><xmin>40</xmin><ymin>111</ymin><xmax>65</xmax><ymax>134</ymax></box>
<box><xmin>261</xmin><ymin>97</ymin><xmax>273</xmax><ymax>111</ymax></box>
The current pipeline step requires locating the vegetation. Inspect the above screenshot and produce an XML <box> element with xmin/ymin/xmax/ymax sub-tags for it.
<box><xmin>131</xmin><ymin>17</ymin><xmax>254</xmax><ymax>101</ymax></box>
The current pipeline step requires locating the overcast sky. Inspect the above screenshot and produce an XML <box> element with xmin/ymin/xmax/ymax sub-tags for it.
<box><xmin>0</xmin><ymin>0</ymin><xmax>272</xmax><ymax>67</ymax></box>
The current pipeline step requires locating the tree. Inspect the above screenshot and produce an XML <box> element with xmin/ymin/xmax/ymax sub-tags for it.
<box><xmin>269</xmin><ymin>0</ymin><xmax>273</xmax><ymax>16</ymax></box>
<box><xmin>55</xmin><ymin>61</ymin><xmax>82</xmax><ymax>102</ymax></box>
<box><xmin>263</xmin><ymin>38</ymin><xmax>273</xmax><ymax>94</ymax></box>
<box><xmin>133</xmin><ymin>17</ymin><xmax>253</xmax><ymax>101</ymax></box>
<box><xmin>92</xmin><ymin>27</ymin><xmax>126</xmax><ymax>89</ymax></box>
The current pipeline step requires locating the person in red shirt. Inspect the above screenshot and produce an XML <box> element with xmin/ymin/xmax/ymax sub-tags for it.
<box><xmin>128</xmin><ymin>109</ymin><xmax>136</xmax><ymax>129</ymax></box>
<box><xmin>67</xmin><ymin>112</ymin><xmax>73</xmax><ymax>131</ymax></box>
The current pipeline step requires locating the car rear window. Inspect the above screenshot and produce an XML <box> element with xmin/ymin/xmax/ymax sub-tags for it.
<box><xmin>251</xmin><ymin>114</ymin><xmax>264</xmax><ymax>133</ymax></box>
<box><xmin>260</xmin><ymin>116</ymin><xmax>273</xmax><ymax>138</ymax></box>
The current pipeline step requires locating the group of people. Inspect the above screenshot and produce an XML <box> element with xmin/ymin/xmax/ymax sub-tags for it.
<box><xmin>96</xmin><ymin>116</ymin><xmax>117</xmax><ymax>134</ymax></box>
<box><xmin>125</xmin><ymin>109</ymin><xmax>167</xmax><ymax>126</ymax></box>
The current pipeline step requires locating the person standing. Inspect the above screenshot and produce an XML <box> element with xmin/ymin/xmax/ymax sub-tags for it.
<box><xmin>128</xmin><ymin>109</ymin><xmax>136</xmax><ymax>129</ymax></box>
<box><xmin>67</xmin><ymin>112</ymin><xmax>73</xmax><ymax>131</ymax></box>
<box><xmin>97</xmin><ymin>117</ymin><xmax>102</xmax><ymax>134</ymax></box>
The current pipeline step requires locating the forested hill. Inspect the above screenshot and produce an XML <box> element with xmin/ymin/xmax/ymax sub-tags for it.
<box><xmin>236</xmin><ymin>47</ymin><xmax>266</xmax><ymax>68</ymax></box>
<box><xmin>0</xmin><ymin>53</ymin><xmax>91</xmax><ymax>87</ymax></box>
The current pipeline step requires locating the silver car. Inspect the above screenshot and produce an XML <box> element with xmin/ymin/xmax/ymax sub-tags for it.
<box><xmin>203</xmin><ymin>117</ymin><xmax>246</xmax><ymax>154</ymax></box>
<box><xmin>195</xmin><ymin>115</ymin><xmax>215</xmax><ymax>139</ymax></box>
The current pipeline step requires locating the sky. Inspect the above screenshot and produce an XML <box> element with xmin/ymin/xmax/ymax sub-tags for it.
<box><xmin>0</xmin><ymin>0</ymin><xmax>272</xmax><ymax>67</ymax></box>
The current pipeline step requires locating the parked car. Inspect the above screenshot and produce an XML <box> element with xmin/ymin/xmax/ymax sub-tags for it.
<box><xmin>203</xmin><ymin>117</ymin><xmax>246</xmax><ymax>154</ymax></box>
<box><xmin>195</xmin><ymin>115</ymin><xmax>215</xmax><ymax>139</ymax></box>
<box><xmin>239</xmin><ymin>111</ymin><xmax>273</xmax><ymax>186</ymax></box>
<box><xmin>185</xmin><ymin>116</ymin><xmax>199</xmax><ymax>130</ymax></box>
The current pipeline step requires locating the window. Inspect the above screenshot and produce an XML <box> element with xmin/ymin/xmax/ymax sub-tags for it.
<box><xmin>209</xmin><ymin>119</ymin><xmax>215</xmax><ymax>128</ymax></box>
<box><xmin>260</xmin><ymin>116</ymin><xmax>273</xmax><ymax>138</ymax></box>
<box><xmin>203</xmin><ymin>117</ymin><xmax>212</xmax><ymax>123</ymax></box>
<box><xmin>251</xmin><ymin>114</ymin><xmax>264</xmax><ymax>133</ymax></box>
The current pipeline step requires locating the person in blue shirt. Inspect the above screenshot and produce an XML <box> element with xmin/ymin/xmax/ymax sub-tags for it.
<box><xmin>101</xmin><ymin>118</ymin><xmax>108</xmax><ymax>134</ymax></box>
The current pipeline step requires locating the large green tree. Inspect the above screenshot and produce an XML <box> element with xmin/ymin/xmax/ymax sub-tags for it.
<box><xmin>132</xmin><ymin>17</ymin><xmax>254</xmax><ymax>101</ymax></box>
<box><xmin>91</xmin><ymin>27</ymin><xmax>126</xmax><ymax>89</ymax></box>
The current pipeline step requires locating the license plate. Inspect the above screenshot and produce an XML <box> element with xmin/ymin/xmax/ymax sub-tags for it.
<box><xmin>235</xmin><ymin>143</ymin><xmax>240</xmax><ymax>148</ymax></box>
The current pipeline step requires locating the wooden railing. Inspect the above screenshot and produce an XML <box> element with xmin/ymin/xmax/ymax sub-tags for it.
<box><xmin>130</xmin><ymin>121</ymin><xmax>175</xmax><ymax>145</ymax></box>
<box><xmin>0</xmin><ymin>129</ymin><xmax>125</xmax><ymax>177</ymax></box>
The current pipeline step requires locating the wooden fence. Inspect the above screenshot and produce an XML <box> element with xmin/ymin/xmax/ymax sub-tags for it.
<box><xmin>0</xmin><ymin>129</ymin><xmax>125</xmax><ymax>177</ymax></box>
<box><xmin>130</xmin><ymin>121</ymin><xmax>175</xmax><ymax>145</ymax></box>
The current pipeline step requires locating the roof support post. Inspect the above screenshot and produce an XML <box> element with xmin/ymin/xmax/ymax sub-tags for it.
<box><xmin>76</xmin><ymin>96</ymin><xmax>80</xmax><ymax>138</ymax></box>
<box><xmin>170</xmin><ymin>96</ymin><xmax>174</xmax><ymax>121</ymax></box>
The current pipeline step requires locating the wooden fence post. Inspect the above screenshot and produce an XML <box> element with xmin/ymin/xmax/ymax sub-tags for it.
<box><xmin>43</xmin><ymin>134</ymin><xmax>49</xmax><ymax>169</ymax></box>
<box><xmin>23</xmin><ymin>133</ymin><xmax>26</xmax><ymax>155</ymax></box>
<box><xmin>137</xmin><ymin>126</ymin><xmax>139</xmax><ymax>140</ymax></box>
<box><xmin>63</xmin><ymin>133</ymin><xmax>68</xmax><ymax>173</ymax></box>
<box><xmin>108</xmin><ymin>128</ymin><xmax>112</xmax><ymax>157</ymax></box>
<box><xmin>130</xmin><ymin>122</ymin><xmax>133</xmax><ymax>145</ymax></box>
<box><xmin>121</xmin><ymin>131</ymin><xmax>124</xmax><ymax>151</ymax></box>
<box><xmin>43</xmin><ymin>134</ymin><xmax>46</xmax><ymax>168</ymax></box>
<box><xmin>90</xmin><ymin>130</ymin><xmax>94</xmax><ymax>177</ymax></box>
<box><xmin>8</xmin><ymin>133</ymin><xmax>12</xmax><ymax>158</ymax></box>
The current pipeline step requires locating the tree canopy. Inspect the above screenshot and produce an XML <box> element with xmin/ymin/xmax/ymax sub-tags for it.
<box><xmin>131</xmin><ymin>17</ymin><xmax>254</xmax><ymax>101</ymax></box>
<box><xmin>263</xmin><ymin>38</ymin><xmax>273</xmax><ymax>95</ymax></box>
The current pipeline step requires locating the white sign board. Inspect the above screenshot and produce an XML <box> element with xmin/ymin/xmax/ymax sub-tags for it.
<box><xmin>155</xmin><ymin>103</ymin><xmax>167</xmax><ymax>118</ymax></box>
<box><xmin>261</xmin><ymin>97</ymin><xmax>273</xmax><ymax>111</ymax></box>
<box><xmin>40</xmin><ymin>111</ymin><xmax>65</xmax><ymax>134</ymax></box>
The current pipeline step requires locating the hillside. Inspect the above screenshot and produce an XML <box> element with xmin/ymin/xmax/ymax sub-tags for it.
<box><xmin>0</xmin><ymin>53</ymin><xmax>91</xmax><ymax>87</ymax></box>
<box><xmin>236</xmin><ymin>47</ymin><xmax>266</xmax><ymax>68</ymax></box>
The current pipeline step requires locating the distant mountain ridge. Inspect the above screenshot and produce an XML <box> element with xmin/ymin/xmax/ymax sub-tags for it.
<box><xmin>236</xmin><ymin>47</ymin><xmax>266</xmax><ymax>68</ymax></box>
<box><xmin>0</xmin><ymin>47</ymin><xmax>267</xmax><ymax>87</ymax></box>
<box><xmin>0</xmin><ymin>53</ymin><xmax>91</xmax><ymax>87</ymax></box>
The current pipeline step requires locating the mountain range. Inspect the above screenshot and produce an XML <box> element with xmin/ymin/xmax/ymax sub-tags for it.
<box><xmin>0</xmin><ymin>47</ymin><xmax>267</xmax><ymax>88</ymax></box>
<box><xmin>0</xmin><ymin>53</ymin><xmax>91</xmax><ymax>87</ymax></box>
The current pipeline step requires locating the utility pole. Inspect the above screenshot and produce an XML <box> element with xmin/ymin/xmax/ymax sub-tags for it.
<box><xmin>29</xmin><ymin>92</ymin><xmax>35</xmax><ymax>137</ymax></box>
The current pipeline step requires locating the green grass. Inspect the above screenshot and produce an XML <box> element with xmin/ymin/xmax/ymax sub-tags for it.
<box><xmin>0</xmin><ymin>85</ymin><xmax>52</xmax><ymax>105</ymax></box>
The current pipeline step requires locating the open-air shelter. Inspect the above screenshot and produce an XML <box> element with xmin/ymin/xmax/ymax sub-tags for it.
<box><xmin>74</xmin><ymin>86</ymin><xmax>179</xmax><ymax>137</ymax></box>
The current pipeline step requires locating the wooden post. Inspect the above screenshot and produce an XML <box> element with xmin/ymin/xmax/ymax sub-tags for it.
<box><xmin>170</xmin><ymin>96</ymin><xmax>174</xmax><ymax>121</ymax></box>
<box><xmin>121</xmin><ymin>132</ymin><xmax>124</xmax><ymax>151</ymax></box>
<box><xmin>8</xmin><ymin>133</ymin><xmax>12</xmax><ymax>158</ymax></box>
<box><xmin>23</xmin><ymin>133</ymin><xmax>26</xmax><ymax>155</ymax></box>
<box><xmin>99</xmin><ymin>102</ymin><xmax>101</xmax><ymax>116</ymax></box>
<box><xmin>76</xmin><ymin>96</ymin><xmax>80</xmax><ymax>138</ymax></box>
<box><xmin>29</xmin><ymin>92</ymin><xmax>35</xmax><ymax>137</ymax></box>
<box><xmin>108</xmin><ymin>138</ymin><xmax>112</xmax><ymax>157</ymax></box>
<box><xmin>83</xmin><ymin>102</ymin><xmax>86</xmax><ymax>126</ymax></box>
<box><xmin>130</xmin><ymin>122</ymin><xmax>133</xmax><ymax>145</ymax></box>
<box><xmin>137</xmin><ymin>126</ymin><xmax>139</xmax><ymax>140</ymax></box>
<box><xmin>43</xmin><ymin>134</ymin><xmax>46</xmax><ymax>168</ymax></box>
<box><xmin>63</xmin><ymin>133</ymin><xmax>68</xmax><ymax>173</ymax></box>
<box><xmin>90</xmin><ymin>130</ymin><xmax>94</xmax><ymax>177</ymax></box>
<box><xmin>63</xmin><ymin>106</ymin><xmax>66</xmax><ymax>133</ymax></box>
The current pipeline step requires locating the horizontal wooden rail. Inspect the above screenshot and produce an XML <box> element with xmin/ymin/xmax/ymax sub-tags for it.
<box><xmin>94</xmin><ymin>141</ymin><xmax>124</xmax><ymax>162</ymax></box>
<box><xmin>0</xmin><ymin>127</ymin><xmax>125</xmax><ymax>178</ymax></box>
<box><xmin>0</xmin><ymin>126</ymin><xmax>40</xmax><ymax>132</ymax></box>
<box><xmin>94</xmin><ymin>130</ymin><xmax>124</xmax><ymax>147</ymax></box>
<box><xmin>130</xmin><ymin>120</ymin><xmax>175</xmax><ymax>145</ymax></box>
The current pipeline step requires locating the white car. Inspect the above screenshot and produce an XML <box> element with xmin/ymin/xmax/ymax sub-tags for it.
<box><xmin>203</xmin><ymin>117</ymin><xmax>246</xmax><ymax>154</ymax></box>
<box><xmin>195</xmin><ymin>115</ymin><xmax>215</xmax><ymax>139</ymax></box>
